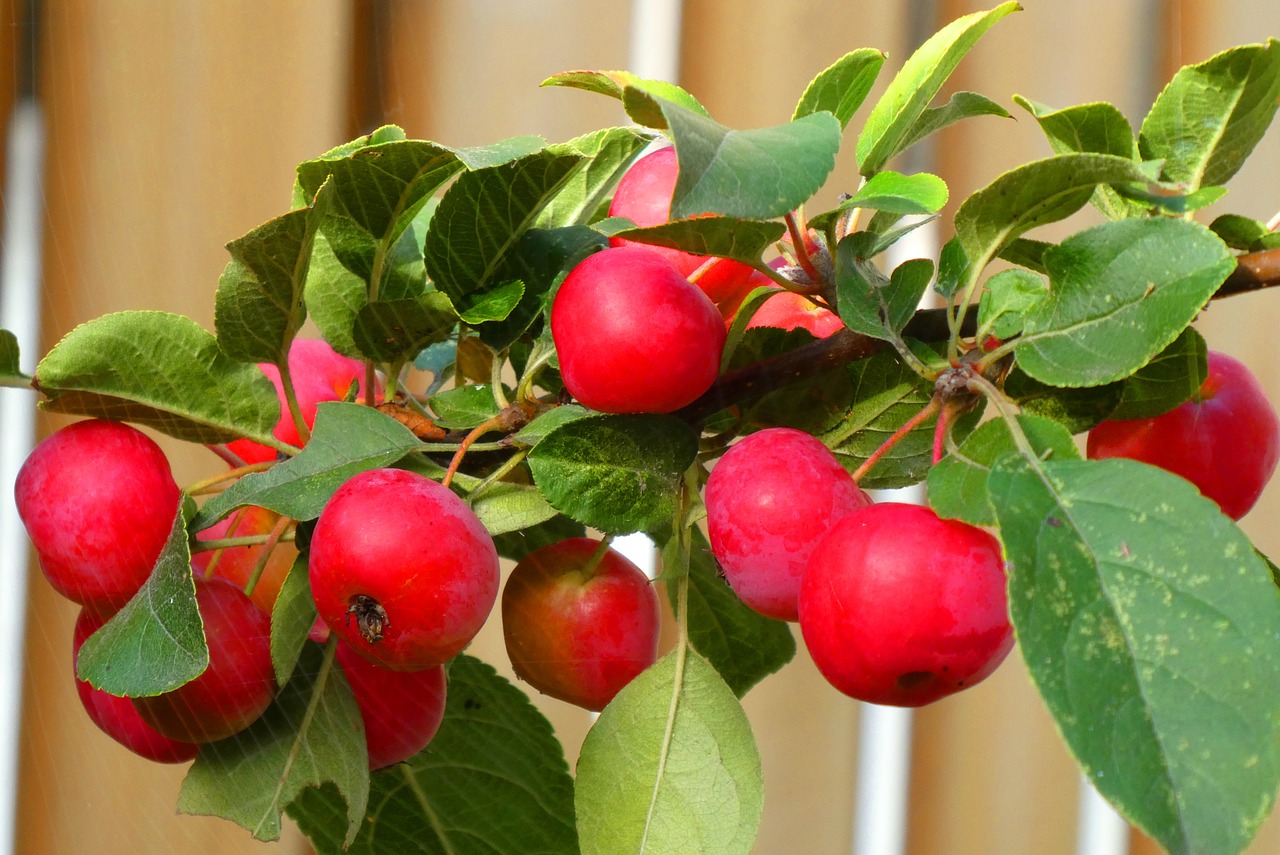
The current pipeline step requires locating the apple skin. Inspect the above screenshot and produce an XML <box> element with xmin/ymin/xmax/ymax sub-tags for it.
<box><xmin>132</xmin><ymin>577</ymin><xmax>277</xmax><ymax>743</ymax></box>
<box><xmin>501</xmin><ymin>538</ymin><xmax>660</xmax><ymax>711</ymax></box>
<box><xmin>1087</xmin><ymin>350</ymin><xmax>1280</xmax><ymax>520</ymax></box>
<box><xmin>335</xmin><ymin>640</ymin><xmax>446</xmax><ymax>770</ymax></box>
<box><xmin>747</xmin><ymin>288</ymin><xmax>843</xmax><ymax>339</ymax></box>
<box><xmin>73</xmin><ymin>609</ymin><xmax>199</xmax><ymax>763</ymax></box>
<box><xmin>706</xmin><ymin>428</ymin><xmax>872</xmax><ymax>621</ymax></box>
<box><xmin>309</xmin><ymin>468</ymin><xmax>500</xmax><ymax>671</ymax></box>
<box><xmin>551</xmin><ymin>246</ymin><xmax>726</xmax><ymax>414</ymax></box>
<box><xmin>798</xmin><ymin>503</ymin><xmax>1013</xmax><ymax>707</ymax></box>
<box><xmin>191</xmin><ymin>504</ymin><xmax>297</xmax><ymax>613</ymax></box>
<box><xmin>227</xmin><ymin>338</ymin><xmax>372</xmax><ymax>465</ymax></box>
<box><xmin>15</xmin><ymin>419</ymin><xmax>181</xmax><ymax>615</ymax></box>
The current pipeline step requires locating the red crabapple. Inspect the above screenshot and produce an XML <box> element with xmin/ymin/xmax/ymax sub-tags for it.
<box><xmin>502</xmin><ymin>538</ymin><xmax>660</xmax><ymax>711</ymax></box>
<box><xmin>73</xmin><ymin>609</ymin><xmax>199</xmax><ymax>763</ymax></box>
<box><xmin>15</xmin><ymin>419</ymin><xmax>180</xmax><ymax>614</ymax></box>
<box><xmin>132</xmin><ymin>577</ymin><xmax>277</xmax><ymax>743</ymax></box>
<box><xmin>335</xmin><ymin>639</ymin><xmax>446</xmax><ymax>770</ymax></box>
<box><xmin>551</xmin><ymin>246</ymin><xmax>726</xmax><ymax>414</ymax></box>
<box><xmin>226</xmin><ymin>338</ymin><xmax>373</xmax><ymax>464</ymax></box>
<box><xmin>308</xmin><ymin>468</ymin><xmax>500</xmax><ymax>671</ymax></box>
<box><xmin>1087</xmin><ymin>350</ymin><xmax>1280</xmax><ymax>520</ymax></box>
<box><xmin>747</xmin><ymin>288</ymin><xmax>843</xmax><ymax>339</ymax></box>
<box><xmin>798</xmin><ymin>503</ymin><xmax>1013</xmax><ymax>707</ymax></box>
<box><xmin>706</xmin><ymin>428</ymin><xmax>871</xmax><ymax>621</ymax></box>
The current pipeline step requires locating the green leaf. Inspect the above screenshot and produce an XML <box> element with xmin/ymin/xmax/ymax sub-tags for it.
<box><xmin>543</xmin><ymin>69</ymin><xmax>709</xmax><ymax>128</ymax></box>
<box><xmin>837</xmin><ymin>170</ymin><xmax>949</xmax><ymax>216</ymax></box>
<box><xmin>302</xmin><ymin>228</ymin><xmax>370</xmax><ymax>358</ymax></box>
<box><xmin>820</xmin><ymin>350</ymin><xmax>979</xmax><ymax>489</ymax></box>
<box><xmin>894</xmin><ymin>91</ymin><xmax>1012</xmax><ymax>157</ymax></box>
<box><xmin>527</xmin><ymin>414</ymin><xmax>699</xmax><ymax>535</ymax></box>
<box><xmin>638</xmin><ymin>96</ymin><xmax>840</xmax><ymax>220</ymax></box>
<box><xmin>469</xmin><ymin>481</ymin><xmax>562</xmax><ymax>537</ymax></box>
<box><xmin>611</xmin><ymin>218</ymin><xmax>786</xmax><ymax>266</ymax></box>
<box><xmin>976</xmin><ymin>268</ymin><xmax>1046</xmax><ymax>340</ymax></box>
<box><xmin>424</xmin><ymin>150</ymin><xmax>584</xmax><ymax>319</ymax></box>
<box><xmin>35</xmin><ymin>311</ymin><xmax>281</xmax><ymax>447</ymax></box>
<box><xmin>734</xmin><ymin>328</ymin><xmax>857</xmax><ymax>437</ymax></box>
<box><xmin>1004</xmin><ymin>368</ymin><xmax>1124</xmax><ymax>434</ymax></box>
<box><xmin>1140</xmin><ymin>40</ymin><xmax>1280</xmax><ymax>191</ymax></box>
<box><xmin>927</xmin><ymin>414</ymin><xmax>1078</xmax><ymax>526</ymax></box>
<box><xmin>856</xmin><ymin>2</ymin><xmax>1021</xmax><ymax>175</ymax></box>
<box><xmin>933</xmin><ymin>236</ymin><xmax>971</xmax><ymax>300</ymax></box>
<box><xmin>492</xmin><ymin>513</ymin><xmax>588</xmax><ymax>563</ymax></box>
<box><xmin>998</xmin><ymin>237</ymin><xmax>1051</xmax><ymax>274</ymax></box>
<box><xmin>1013</xmin><ymin>96</ymin><xmax>1140</xmax><ymax>219</ymax></box>
<box><xmin>537</xmin><ymin>126</ymin><xmax>654</xmax><ymax>227</ymax></box>
<box><xmin>1014</xmin><ymin>218</ymin><xmax>1234</xmax><ymax>386</ymax></box>
<box><xmin>1</xmin><ymin>329</ymin><xmax>29</xmax><ymax>381</ymax></box>
<box><xmin>452</xmin><ymin>135</ymin><xmax>549</xmax><ymax>170</ymax></box>
<box><xmin>352</xmin><ymin>291</ymin><xmax>459</xmax><ymax>364</ymax></box>
<box><xmin>1209</xmin><ymin>214</ymin><xmax>1280</xmax><ymax>252</ymax></box>
<box><xmin>428</xmin><ymin>384</ymin><xmax>501</xmax><ymax>429</ymax></box>
<box><xmin>455</xmin><ymin>279</ymin><xmax>525</xmax><ymax>325</ymax></box>
<box><xmin>674</xmin><ymin>528</ymin><xmax>796</xmax><ymax>697</ymax></box>
<box><xmin>270</xmin><ymin>559</ymin><xmax>317</xmax><ymax>688</ymax></box>
<box><xmin>1108</xmin><ymin>326</ymin><xmax>1207</xmax><ymax>421</ymax></box>
<box><xmin>290</xmin><ymin>655</ymin><xmax>578</xmax><ymax>855</ymax></box>
<box><xmin>954</xmin><ymin>153</ymin><xmax>1161</xmax><ymax>275</ymax></box>
<box><xmin>512</xmin><ymin>404</ymin><xmax>593</xmax><ymax>447</ymax></box>
<box><xmin>179</xmin><ymin>643</ymin><xmax>369</xmax><ymax>846</ymax></box>
<box><xmin>575</xmin><ymin>648</ymin><xmax>763</xmax><ymax>855</ymax></box>
<box><xmin>990</xmin><ymin>457</ymin><xmax>1280</xmax><ymax>855</ymax></box>
<box><xmin>76</xmin><ymin>509</ymin><xmax>205</xmax><ymax>696</ymax></box>
<box><xmin>215</xmin><ymin>181</ymin><xmax>335</xmax><ymax>363</ymax></box>
<box><xmin>835</xmin><ymin>236</ymin><xmax>934</xmax><ymax>343</ymax></box>
<box><xmin>792</xmin><ymin>48</ymin><xmax>886</xmax><ymax>128</ymax></box>
<box><xmin>193</xmin><ymin>402</ymin><xmax>422</xmax><ymax>530</ymax></box>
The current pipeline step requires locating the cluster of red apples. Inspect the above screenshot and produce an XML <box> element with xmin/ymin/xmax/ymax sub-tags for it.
<box><xmin>15</xmin><ymin>141</ymin><xmax>1280</xmax><ymax>776</ymax></box>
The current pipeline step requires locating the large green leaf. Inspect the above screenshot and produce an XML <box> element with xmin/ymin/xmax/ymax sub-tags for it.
<box><xmin>1013</xmin><ymin>218</ymin><xmax>1233</xmax><ymax>386</ymax></box>
<box><xmin>835</xmin><ymin>234</ymin><xmax>934</xmax><ymax>343</ymax></box>
<box><xmin>855</xmin><ymin>2</ymin><xmax>1020</xmax><ymax>175</ymax></box>
<box><xmin>468</xmin><ymin>481</ymin><xmax>562</xmax><ymax>538</ymax></box>
<box><xmin>792</xmin><ymin>48</ymin><xmax>885</xmax><ymax>128</ymax></box>
<box><xmin>290</xmin><ymin>655</ymin><xmax>578</xmax><ymax>855</ymax></box>
<box><xmin>672</xmin><ymin>528</ymin><xmax>796</xmax><ymax>697</ymax></box>
<box><xmin>215</xmin><ymin>180</ymin><xmax>334</xmax><ymax>363</ymax></box>
<box><xmin>536</xmin><ymin>126</ymin><xmax>654</xmax><ymax>227</ymax></box>
<box><xmin>990</xmin><ymin>456</ymin><xmax>1280</xmax><ymax>855</ymax></box>
<box><xmin>424</xmin><ymin>150</ymin><xmax>584</xmax><ymax>319</ymax></box>
<box><xmin>575</xmin><ymin>648</ymin><xmax>763</xmax><ymax>855</ymax></box>
<box><xmin>542</xmin><ymin>69</ymin><xmax>709</xmax><ymax>128</ymax></box>
<box><xmin>953</xmin><ymin>153</ymin><xmax>1161</xmax><ymax>275</ymax></box>
<box><xmin>631</xmin><ymin>95</ymin><xmax>840</xmax><ymax>220</ymax></box>
<box><xmin>178</xmin><ymin>643</ymin><xmax>369</xmax><ymax>845</ymax></box>
<box><xmin>611</xmin><ymin>218</ymin><xmax>786</xmax><ymax>266</ymax></box>
<box><xmin>1140</xmin><ymin>40</ymin><xmax>1280</xmax><ymax>191</ymax></box>
<box><xmin>1003</xmin><ymin>368</ymin><xmax>1124</xmax><ymax>434</ymax></box>
<box><xmin>270</xmin><ymin>559</ymin><xmax>317</xmax><ymax>688</ymax></box>
<box><xmin>893</xmin><ymin>91</ymin><xmax>1011</xmax><ymax>157</ymax></box>
<box><xmin>527</xmin><ymin>414</ymin><xmax>699</xmax><ymax>534</ymax></box>
<box><xmin>1013</xmin><ymin>96</ymin><xmax>1140</xmax><ymax>219</ymax></box>
<box><xmin>351</xmin><ymin>292</ymin><xmax>458</xmax><ymax>364</ymax></box>
<box><xmin>1107</xmin><ymin>326</ymin><xmax>1207</xmax><ymax>421</ymax></box>
<box><xmin>192</xmin><ymin>402</ymin><xmax>423</xmax><ymax>530</ymax></box>
<box><xmin>975</xmin><ymin>268</ymin><xmax>1046</xmax><ymax>340</ymax></box>
<box><xmin>836</xmin><ymin>170</ymin><xmax>948</xmax><ymax>216</ymax></box>
<box><xmin>35</xmin><ymin>311</ymin><xmax>281</xmax><ymax>447</ymax></box>
<box><xmin>76</xmin><ymin>508</ymin><xmax>205</xmax><ymax>696</ymax></box>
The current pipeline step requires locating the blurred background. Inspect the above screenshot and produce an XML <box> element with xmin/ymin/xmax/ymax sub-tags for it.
<box><xmin>3</xmin><ymin>1</ymin><xmax>1280</xmax><ymax>854</ymax></box>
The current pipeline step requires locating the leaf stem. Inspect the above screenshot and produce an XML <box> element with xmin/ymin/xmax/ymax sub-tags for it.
<box><xmin>191</xmin><ymin>530</ymin><xmax>297</xmax><ymax>552</ymax></box>
<box><xmin>277</xmin><ymin>353</ymin><xmax>312</xmax><ymax>446</ymax></box>
<box><xmin>185</xmin><ymin>460</ymin><xmax>276</xmax><ymax>496</ymax></box>
<box><xmin>964</xmin><ymin>370</ymin><xmax>1036</xmax><ymax>458</ymax></box>
<box><xmin>243</xmin><ymin>514</ymin><xmax>292</xmax><ymax>598</ymax></box>
<box><xmin>463</xmin><ymin>448</ymin><xmax>530</xmax><ymax>505</ymax></box>
<box><xmin>441</xmin><ymin>413</ymin><xmax>510</xmax><ymax>489</ymax></box>
<box><xmin>785</xmin><ymin>211</ymin><xmax>822</xmax><ymax>282</ymax></box>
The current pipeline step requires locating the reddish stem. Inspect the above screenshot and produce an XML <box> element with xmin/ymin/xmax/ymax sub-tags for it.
<box><xmin>441</xmin><ymin>413</ymin><xmax>511</xmax><ymax>489</ymax></box>
<box><xmin>784</xmin><ymin>211</ymin><xmax>822</xmax><ymax>282</ymax></box>
<box><xmin>933</xmin><ymin>404</ymin><xmax>952</xmax><ymax>465</ymax></box>
<box><xmin>851</xmin><ymin>397</ymin><xmax>942</xmax><ymax>484</ymax></box>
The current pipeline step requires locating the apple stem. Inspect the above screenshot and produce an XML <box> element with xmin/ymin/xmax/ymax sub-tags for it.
<box><xmin>851</xmin><ymin>397</ymin><xmax>942</xmax><ymax>484</ymax></box>
<box><xmin>785</xmin><ymin>211</ymin><xmax>823</xmax><ymax>283</ymax></box>
<box><xmin>933</xmin><ymin>404</ymin><xmax>952</xmax><ymax>464</ymax></box>
<box><xmin>580</xmin><ymin>537</ymin><xmax>615</xmax><ymax>580</ymax></box>
<box><xmin>243</xmin><ymin>514</ymin><xmax>292</xmax><ymax>597</ymax></box>
<box><xmin>464</xmin><ymin>448</ymin><xmax>530</xmax><ymax>505</ymax></box>
<box><xmin>186</xmin><ymin>460</ymin><xmax>277</xmax><ymax>496</ymax></box>
<box><xmin>277</xmin><ymin>354</ymin><xmax>312</xmax><ymax>447</ymax></box>
<box><xmin>191</xmin><ymin>530</ymin><xmax>297</xmax><ymax>553</ymax></box>
<box><xmin>441</xmin><ymin>408</ymin><xmax>531</xmax><ymax>489</ymax></box>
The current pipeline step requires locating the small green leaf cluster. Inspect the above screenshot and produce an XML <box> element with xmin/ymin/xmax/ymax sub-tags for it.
<box><xmin>9</xmin><ymin>6</ymin><xmax>1280</xmax><ymax>855</ymax></box>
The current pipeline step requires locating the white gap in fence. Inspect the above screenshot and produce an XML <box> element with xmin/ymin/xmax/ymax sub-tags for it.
<box><xmin>0</xmin><ymin>97</ymin><xmax>46</xmax><ymax>855</ymax></box>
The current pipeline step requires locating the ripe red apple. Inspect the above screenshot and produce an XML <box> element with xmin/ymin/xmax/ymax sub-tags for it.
<box><xmin>335</xmin><ymin>639</ymin><xmax>446</xmax><ymax>770</ymax></box>
<box><xmin>191</xmin><ymin>504</ymin><xmax>297</xmax><ymax>612</ymax></box>
<box><xmin>501</xmin><ymin>538</ymin><xmax>660</xmax><ymax>711</ymax></box>
<box><xmin>132</xmin><ymin>577</ymin><xmax>277</xmax><ymax>743</ymax></box>
<box><xmin>226</xmin><ymin>338</ymin><xmax>373</xmax><ymax>465</ymax></box>
<box><xmin>706</xmin><ymin>428</ymin><xmax>872</xmax><ymax>621</ymax></box>
<box><xmin>309</xmin><ymin>468</ymin><xmax>500</xmax><ymax>671</ymax></box>
<box><xmin>73</xmin><ymin>609</ymin><xmax>199</xmax><ymax>763</ymax></box>
<box><xmin>15</xmin><ymin>419</ymin><xmax>181</xmax><ymax>614</ymax></box>
<box><xmin>798</xmin><ymin>503</ymin><xmax>1013</xmax><ymax>707</ymax></box>
<box><xmin>1087</xmin><ymin>350</ymin><xmax>1280</xmax><ymax>520</ymax></box>
<box><xmin>551</xmin><ymin>246</ymin><xmax>726</xmax><ymax>414</ymax></box>
<box><xmin>747</xmin><ymin>288</ymin><xmax>843</xmax><ymax>339</ymax></box>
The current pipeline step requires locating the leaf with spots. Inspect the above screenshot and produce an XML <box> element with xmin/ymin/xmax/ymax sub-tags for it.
<box><xmin>989</xmin><ymin>455</ymin><xmax>1280</xmax><ymax>855</ymax></box>
<box><xmin>288</xmin><ymin>655</ymin><xmax>577</xmax><ymax>855</ymax></box>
